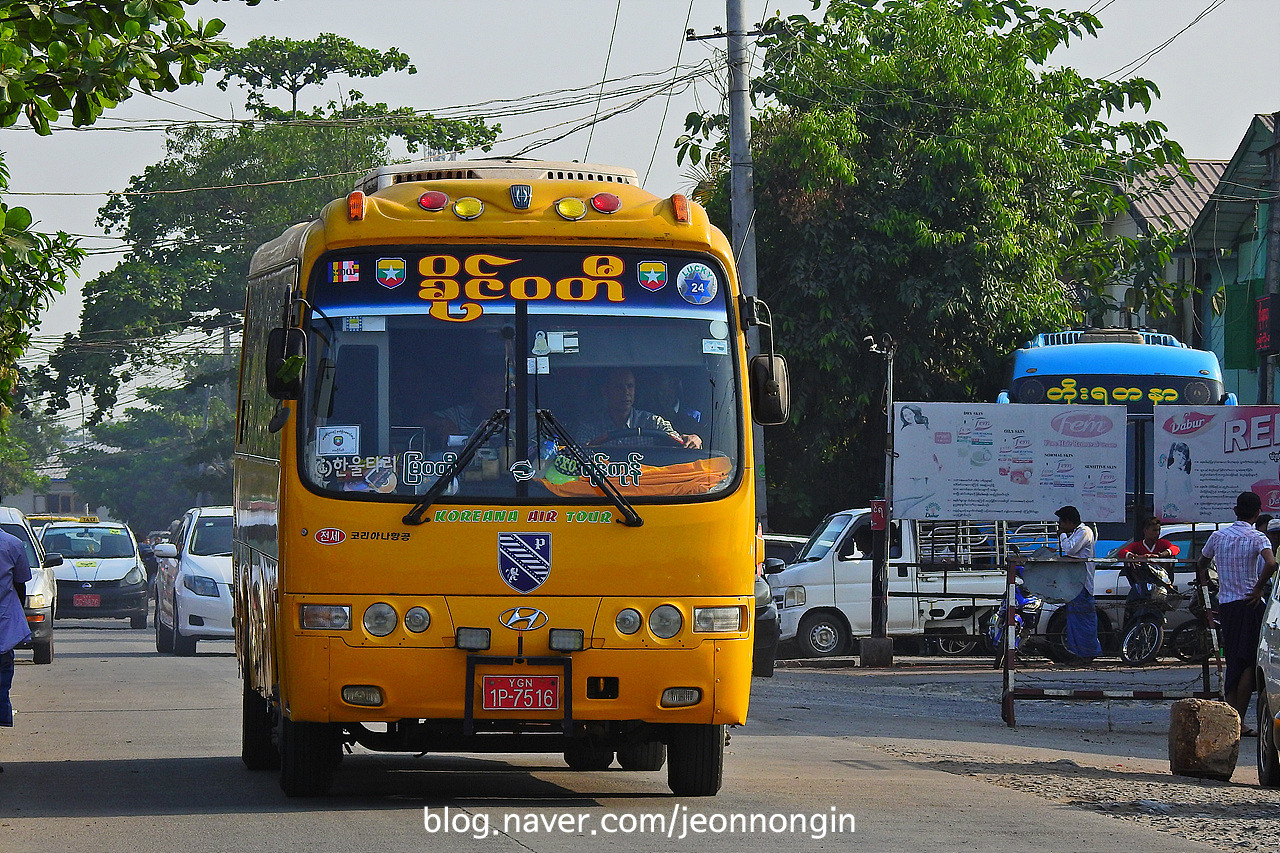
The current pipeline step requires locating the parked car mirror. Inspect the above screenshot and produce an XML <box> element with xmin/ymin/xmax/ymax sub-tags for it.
<box><xmin>265</xmin><ymin>327</ymin><xmax>306</xmax><ymax>400</ymax></box>
<box><xmin>43</xmin><ymin>553</ymin><xmax>63</xmax><ymax>567</ymax></box>
<box><xmin>749</xmin><ymin>353</ymin><xmax>790</xmax><ymax>425</ymax></box>
<box><xmin>154</xmin><ymin>543</ymin><xmax>178</xmax><ymax>559</ymax></box>
<box><xmin>763</xmin><ymin>557</ymin><xmax>786</xmax><ymax>575</ymax></box>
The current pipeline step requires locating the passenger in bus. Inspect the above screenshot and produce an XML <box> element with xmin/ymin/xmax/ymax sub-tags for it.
<box><xmin>580</xmin><ymin>367</ymin><xmax>702</xmax><ymax>449</ymax></box>
<box><xmin>647</xmin><ymin>373</ymin><xmax>704</xmax><ymax>438</ymax></box>
<box><xmin>428</xmin><ymin>367</ymin><xmax>510</xmax><ymax>446</ymax></box>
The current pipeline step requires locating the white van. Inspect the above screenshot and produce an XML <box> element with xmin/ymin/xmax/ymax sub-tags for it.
<box><xmin>766</xmin><ymin>509</ymin><xmax>1057</xmax><ymax>657</ymax></box>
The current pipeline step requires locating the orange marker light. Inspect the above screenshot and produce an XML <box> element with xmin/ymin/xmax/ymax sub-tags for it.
<box><xmin>347</xmin><ymin>191</ymin><xmax>366</xmax><ymax>221</ymax></box>
<box><xmin>671</xmin><ymin>193</ymin><xmax>690</xmax><ymax>223</ymax></box>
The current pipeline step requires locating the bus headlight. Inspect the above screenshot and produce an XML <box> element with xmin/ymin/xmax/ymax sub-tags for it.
<box><xmin>783</xmin><ymin>586</ymin><xmax>807</xmax><ymax>608</ymax></box>
<box><xmin>404</xmin><ymin>606</ymin><xmax>431</xmax><ymax>633</ymax></box>
<box><xmin>615</xmin><ymin>608</ymin><xmax>642</xmax><ymax>635</ymax></box>
<box><xmin>693</xmin><ymin>606</ymin><xmax>744</xmax><ymax>633</ymax></box>
<box><xmin>455</xmin><ymin>627</ymin><xmax>491</xmax><ymax>650</ymax></box>
<box><xmin>301</xmin><ymin>604</ymin><xmax>351</xmax><ymax>630</ymax></box>
<box><xmin>363</xmin><ymin>603</ymin><xmax>398</xmax><ymax>637</ymax></box>
<box><xmin>549</xmin><ymin>628</ymin><xmax>585</xmax><ymax>652</ymax></box>
<box><xmin>649</xmin><ymin>605</ymin><xmax>682</xmax><ymax>639</ymax></box>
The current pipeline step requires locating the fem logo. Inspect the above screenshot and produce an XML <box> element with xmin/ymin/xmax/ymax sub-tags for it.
<box><xmin>315</xmin><ymin>528</ymin><xmax>346</xmax><ymax>545</ymax></box>
<box><xmin>1050</xmin><ymin>412</ymin><xmax>1114</xmax><ymax>438</ymax></box>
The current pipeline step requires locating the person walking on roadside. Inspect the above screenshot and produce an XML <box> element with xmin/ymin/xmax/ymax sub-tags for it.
<box><xmin>1056</xmin><ymin>505</ymin><xmax>1103</xmax><ymax>663</ymax></box>
<box><xmin>0</xmin><ymin>524</ymin><xmax>33</xmax><ymax>744</ymax></box>
<box><xmin>1198</xmin><ymin>491</ymin><xmax>1278</xmax><ymax>736</ymax></box>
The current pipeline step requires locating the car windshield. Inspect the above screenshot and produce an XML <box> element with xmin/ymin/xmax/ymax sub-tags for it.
<box><xmin>42</xmin><ymin>526</ymin><xmax>134</xmax><ymax>559</ymax></box>
<box><xmin>298</xmin><ymin>246</ymin><xmax>741</xmax><ymax>504</ymax></box>
<box><xmin>0</xmin><ymin>523</ymin><xmax>38</xmax><ymax>566</ymax></box>
<box><xmin>189</xmin><ymin>516</ymin><xmax>233</xmax><ymax>556</ymax></box>
<box><xmin>795</xmin><ymin>514</ymin><xmax>853</xmax><ymax>562</ymax></box>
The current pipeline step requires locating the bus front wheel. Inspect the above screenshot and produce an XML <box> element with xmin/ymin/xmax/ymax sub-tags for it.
<box><xmin>666</xmin><ymin>724</ymin><xmax>724</xmax><ymax>796</ymax></box>
<box><xmin>279</xmin><ymin>718</ymin><xmax>340</xmax><ymax>796</ymax></box>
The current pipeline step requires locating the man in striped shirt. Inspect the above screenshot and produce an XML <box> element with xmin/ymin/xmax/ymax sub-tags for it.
<box><xmin>1198</xmin><ymin>491</ymin><xmax>1279</xmax><ymax>734</ymax></box>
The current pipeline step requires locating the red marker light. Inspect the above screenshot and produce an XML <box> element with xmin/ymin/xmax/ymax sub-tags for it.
<box><xmin>347</xmin><ymin>191</ymin><xmax>366</xmax><ymax>221</ymax></box>
<box><xmin>671</xmin><ymin>193</ymin><xmax>690</xmax><ymax>223</ymax></box>
<box><xmin>418</xmin><ymin>191</ymin><xmax>449</xmax><ymax>211</ymax></box>
<box><xmin>590</xmin><ymin>192</ymin><xmax>622</xmax><ymax>214</ymax></box>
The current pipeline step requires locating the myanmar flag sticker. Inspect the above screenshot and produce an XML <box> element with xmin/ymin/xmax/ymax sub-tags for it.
<box><xmin>638</xmin><ymin>261</ymin><xmax>667</xmax><ymax>291</ymax></box>
<box><xmin>377</xmin><ymin>258</ymin><xmax>407</xmax><ymax>288</ymax></box>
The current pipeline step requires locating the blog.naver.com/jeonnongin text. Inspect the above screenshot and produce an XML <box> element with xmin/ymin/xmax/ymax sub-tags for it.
<box><xmin>423</xmin><ymin>805</ymin><xmax>856</xmax><ymax>841</ymax></box>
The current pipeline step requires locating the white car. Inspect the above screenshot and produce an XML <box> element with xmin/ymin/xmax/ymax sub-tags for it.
<box><xmin>0</xmin><ymin>506</ymin><xmax>62</xmax><ymax>663</ymax></box>
<box><xmin>153</xmin><ymin>506</ymin><xmax>234</xmax><ymax>656</ymax></box>
<box><xmin>1257</xmin><ymin>569</ymin><xmax>1280</xmax><ymax>785</ymax></box>
<box><xmin>41</xmin><ymin>521</ymin><xmax>148</xmax><ymax>629</ymax></box>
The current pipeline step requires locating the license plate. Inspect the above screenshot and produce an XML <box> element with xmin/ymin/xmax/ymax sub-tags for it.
<box><xmin>73</xmin><ymin>594</ymin><xmax>101</xmax><ymax>607</ymax></box>
<box><xmin>481</xmin><ymin>675</ymin><xmax>559</xmax><ymax>711</ymax></box>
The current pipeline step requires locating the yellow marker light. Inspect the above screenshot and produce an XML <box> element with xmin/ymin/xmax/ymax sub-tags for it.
<box><xmin>554</xmin><ymin>197</ymin><xmax>587</xmax><ymax>221</ymax></box>
<box><xmin>347</xmin><ymin>191</ymin><xmax>366</xmax><ymax>221</ymax></box>
<box><xmin>453</xmin><ymin>197</ymin><xmax>484</xmax><ymax>220</ymax></box>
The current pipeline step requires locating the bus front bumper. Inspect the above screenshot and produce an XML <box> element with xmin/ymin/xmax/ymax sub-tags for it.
<box><xmin>278</xmin><ymin>636</ymin><xmax>752</xmax><ymax>729</ymax></box>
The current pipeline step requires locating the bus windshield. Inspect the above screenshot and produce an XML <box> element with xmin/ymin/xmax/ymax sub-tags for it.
<box><xmin>299</xmin><ymin>246</ymin><xmax>740</xmax><ymax>502</ymax></box>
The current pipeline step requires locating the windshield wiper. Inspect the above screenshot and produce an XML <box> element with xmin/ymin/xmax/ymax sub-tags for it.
<box><xmin>403</xmin><ymin>409</ymin><xmax>509</xmax><ymax>525</ymax></box>
<box><xmin>536</xmin><ymin>409</ymin><xmax>642</xmax><ymax>527</ymax></box>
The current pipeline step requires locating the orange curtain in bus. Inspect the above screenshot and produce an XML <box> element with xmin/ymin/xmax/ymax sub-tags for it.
<box><xmin>540</xmin><ymin>456</ymin><xmax>732</xmax><ymax>498</ymax></box>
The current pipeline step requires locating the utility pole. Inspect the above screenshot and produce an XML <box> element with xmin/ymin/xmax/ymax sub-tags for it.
<box><xmin>863</xmin><ymin>334</ymin><xmax>896</xmax><ymax>667</ymax></box>
<box><xmin>1263</xmin><ymin>112</ymin><xmax>1280</xmax><ymax>404</ymax></box>
<box><xmin>687</xmin><ymin>4</ymin><xmax>766</xmax><ymax>527</ymax></box>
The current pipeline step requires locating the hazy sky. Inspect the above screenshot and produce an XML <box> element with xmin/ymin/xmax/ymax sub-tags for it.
<box><xmin>6</xmin><ymin>0</ymin><xmax>1277</xmax><ymax>342</ymax></box>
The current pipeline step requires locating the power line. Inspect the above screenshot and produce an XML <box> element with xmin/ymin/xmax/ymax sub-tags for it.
<box><xmin>584</xmin><ymin>0</ymin><xmax>624</xmax><ymax>162</ymax></box>
<box><xmin>1104</xmin><ymin>0</ymin><xmax>1228</xmax><ymax>80</ymax></box>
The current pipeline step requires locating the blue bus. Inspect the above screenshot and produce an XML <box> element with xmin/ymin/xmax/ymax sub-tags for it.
<box><xmin>997</xmin><ymin>327</ymin><xmax>1235</xmax><ymax>549</ymax></box>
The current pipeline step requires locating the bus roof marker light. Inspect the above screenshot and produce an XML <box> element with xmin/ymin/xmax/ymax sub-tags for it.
<box><xmin>554</xmin><ymin>197</ymin><xmax>587</xmax><ymax>221</ymax></box>
<box><xmin>453</xmin><ymin>197</ymin><xmax>484</xmax><ymax>220</ymax></box>
<box><xmin>590</xmin><ymin>192</ymin><xmax>622</xmax><ymax>214</ymax></box>
<box><xmin>347</xmin><ymin>191</ymin><xmax>366</xmax><ymax>221</ymax></box>
<box><xmin>418</xmin><ymin>190</ymin><xmax>449</xmax><ymax>212</ymax></box>
<box><xmin>671</xmin><ymin>193</ymin><xmax>690</xmax><ymax>223</ymax></box>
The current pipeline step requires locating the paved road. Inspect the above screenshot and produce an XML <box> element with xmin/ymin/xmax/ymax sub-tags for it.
<box><xmin>0</xmin><ymin>625</ymin><xmax>1241</xmax><ymax>852</ymax></box>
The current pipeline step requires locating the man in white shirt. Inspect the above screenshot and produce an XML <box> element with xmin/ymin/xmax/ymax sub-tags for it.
<box><xmin>1056</xmin><ymin>504</ymin><xmax>1102</xmax><ymax>662</ymax></box>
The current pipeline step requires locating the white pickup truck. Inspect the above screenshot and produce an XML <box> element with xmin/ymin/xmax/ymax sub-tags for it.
<box><xmin>765</xmin><ymin>509</ymin><xmax>1057</xmax><ymax>657</ymax></box>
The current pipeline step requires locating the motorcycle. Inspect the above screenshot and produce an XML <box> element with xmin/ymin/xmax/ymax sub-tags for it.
<box><xmin>989</xmin><ymin>570</ymin><xmax>1043</xmax><ymax>668</ymax></box>
<box><xmin>1118</xmin><ymin>559</ymin><xmax>1181</xmax><ymax>665</ymax></box>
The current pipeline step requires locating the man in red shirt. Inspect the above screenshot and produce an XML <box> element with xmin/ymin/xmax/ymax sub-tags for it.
<box><xmin>1115</xmin><ymin>517</ymin><xmax>1179</xmax><ymax>563</ymax></box>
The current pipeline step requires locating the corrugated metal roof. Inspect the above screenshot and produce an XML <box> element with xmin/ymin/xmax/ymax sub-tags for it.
<box><xmin>1127</xmin><ymin>159</ymin><xmax>1227</xmax><ymax>233</ymax></box>
<box><xmin>1189</xmin><ymin>113</ymin><xmax>1278</xmax><ymax>251</ymax></box>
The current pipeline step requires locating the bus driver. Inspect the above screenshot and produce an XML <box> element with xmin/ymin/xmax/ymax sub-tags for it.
<box><xmin>580</xmin><ymin>367</ymin><xmax>702</xmax><ymax>449</ymax></box>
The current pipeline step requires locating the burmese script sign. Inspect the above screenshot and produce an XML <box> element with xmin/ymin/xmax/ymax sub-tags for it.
<box><xmin>1155</xmin><ymin>405</ymin><xmax>1280</xmax><ymax>522</ymax></box>
<box><xmin>893</xmin><ymin>402</ymin><xmax>1126</xmax><ymax>521</ymax></box>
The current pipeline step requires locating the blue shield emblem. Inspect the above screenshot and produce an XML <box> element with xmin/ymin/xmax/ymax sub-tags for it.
<box><xmin>498</xmin><ymin>532</ymin><xmax>551</xmax><ymax>593</ymax></box>
<box><xmin>510</xmin><ymin>184</ymin><xmax>533</xmax><ymax>210</ymax></box>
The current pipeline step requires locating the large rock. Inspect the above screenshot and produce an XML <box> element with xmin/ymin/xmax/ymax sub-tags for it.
<box><xmin>1169</xmin><ymin>698</ymin><xmax>1240</xmax><ymax>781</ymax></box>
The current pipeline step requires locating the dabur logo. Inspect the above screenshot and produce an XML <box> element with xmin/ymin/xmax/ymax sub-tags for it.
<box><xmin>315</xmin><ymin>528</ymin><xmax>346</xmax><ymax>545</ymax></box>
<box><xmin>1164</xmin><ymin>411</ymin><xmax>1215</xmax><ymax>436</ymax></box>
<box><xmin>1050</xmin><ymin>412</ymin><xmax>1114</xmax><ymax>438</ymax></box>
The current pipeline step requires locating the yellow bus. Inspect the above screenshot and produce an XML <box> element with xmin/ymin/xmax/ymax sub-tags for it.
<box><xmin>234</xmin><ymin>158</ymin><xmax>788</xmax><ymax>797</ymax></box>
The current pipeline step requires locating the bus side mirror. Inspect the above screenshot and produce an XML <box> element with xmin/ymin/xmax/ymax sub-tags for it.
<box><xmin>750</xmin><ymin>353</ymin><xmax>790</xmax><ymax>425</ymax></box>
<box><xmin>265</xmin><ymin>327</ymin><xmax>306</xmax><ymax>400</ymax></box>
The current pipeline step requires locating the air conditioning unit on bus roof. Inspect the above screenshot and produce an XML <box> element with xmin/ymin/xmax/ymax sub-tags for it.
<box><xmin>356</xmin><ymin>157</ymin><xmax>641</xmax><ymax>194</ymax></box>
<box><xmin>1031</xmin><ymin>328</ymin><xmax>1184</xmax><ymax>349</ymax></box>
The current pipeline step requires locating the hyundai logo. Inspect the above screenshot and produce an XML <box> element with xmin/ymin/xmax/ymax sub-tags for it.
<box><xmin>509</xmin><ymin>184</ymin><xmax>532</xmax><ymax>210</ymax></box>
<box><xmin>498</xmin><ymin>607</ymin><xmax>548</xmax><ymax>631</ymax></box>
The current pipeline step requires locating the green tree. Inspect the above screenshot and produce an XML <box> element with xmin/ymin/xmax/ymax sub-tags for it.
<box><xmin>681</xmin><ymin>0</ymin><xmax>1189</xmax><ymax>528</ymax></box>
<box><xmin>0</xmin><ymin>407</ymin><xmax>66</xmax><ymax>502</ymax></box>
<box><xmin>63</xmin><ymin>355</ymin><xmax>232</xmax><ymax>533</ymax></box>
<box><xmin>39</xmin><ymin>33</ymin><xmax>498</xmax><ymax>417</ymax></box>
<box><xmin>0</xmin><ymin>0</ymin><xmax>245</xmax><ymax>407</ymax></box>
